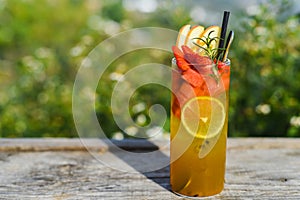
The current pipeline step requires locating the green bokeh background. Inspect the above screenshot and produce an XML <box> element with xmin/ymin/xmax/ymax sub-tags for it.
<box><xmin>0</xmin><ymin>0</ymin><xmax>299</xmax><ymax>138</ymax></box>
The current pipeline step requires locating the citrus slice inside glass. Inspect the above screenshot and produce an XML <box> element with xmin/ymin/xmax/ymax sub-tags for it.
<box><xmin>181</xmin><ymin>96</ymin><xmax>225</xmax><ymax>139</ymax></box>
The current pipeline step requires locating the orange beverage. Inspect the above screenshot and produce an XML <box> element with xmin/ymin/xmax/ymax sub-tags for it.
<box><xmin>170</xmin><ymin>44</ymin><xmax>231</xmax><ymax>197</ymax></box>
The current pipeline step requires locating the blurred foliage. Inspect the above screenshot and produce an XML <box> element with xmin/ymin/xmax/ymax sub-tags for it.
<box><xmin>230</xmin><ymin>0</ymin><xmax>300</xmax><ymax>137</ymax></box>
<box><xmin>0</xmin><ymin>0</ymin><xmax>299</xmax><ymax>138</ymax></box>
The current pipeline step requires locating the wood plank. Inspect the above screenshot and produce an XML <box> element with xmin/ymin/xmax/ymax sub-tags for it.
<box><xmin>1</xmin><ymin>137</ymin><xmax>298</xmax><ymax>151</ymax></box>
<box><xmin>0</xmin><ymin>138</ymin><xmax>299</xmax><ymax>199</ymax></box>
<box><xmin>0</xmin><ymin>138</ymin><xmax>167</xmax><ymax>152</ymax></box>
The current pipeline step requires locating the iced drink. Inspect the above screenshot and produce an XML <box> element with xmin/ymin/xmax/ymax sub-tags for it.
<box><xmin>170</xmin><ymin>22</ymin><xmax>232</xmax><ymax>197</ymax></box>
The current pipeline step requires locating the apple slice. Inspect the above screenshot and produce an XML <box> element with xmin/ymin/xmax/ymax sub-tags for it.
<box><xmin>184</xmin><ymin>25</ymin><xmax>205</xmax><ymax>51</ymax></box>
<box><xmin>196</xmin><ymin>26</ymin><xmax>221</xmax><ymax>55</ymax></box>
<box><xmin>176</xmin><ymin>25</ymin><xmax>191</xmax><ymax>50</ymax></box>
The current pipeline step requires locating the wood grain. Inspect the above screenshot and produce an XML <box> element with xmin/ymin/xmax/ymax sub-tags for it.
<box><xmin>0</xmin><ymin>138</ymin><xmax>299</xmax><ymax>199</ymax></box>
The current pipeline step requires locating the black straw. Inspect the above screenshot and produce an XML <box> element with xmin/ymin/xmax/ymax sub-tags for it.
<box><xmin>218</xmin><ymin>11</ymin><xmax>230</xmax><ymax>59</ymax></box>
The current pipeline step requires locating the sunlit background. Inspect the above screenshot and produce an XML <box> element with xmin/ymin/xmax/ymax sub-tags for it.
<box><xmin>0</xmin><ymin>0</ymin><xmax>299</xmax><ymax>138</ymax></box>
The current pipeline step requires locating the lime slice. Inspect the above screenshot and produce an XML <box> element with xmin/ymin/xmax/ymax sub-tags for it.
<box><xmin>181</xmin><ymin>96</ymin><xmax>225</xmax><ymax>139</ymax></box>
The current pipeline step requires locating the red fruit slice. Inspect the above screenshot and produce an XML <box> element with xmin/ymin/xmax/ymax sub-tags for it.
<box><xmin>194</xmin><ymin>56</ymin><xmax>213</xmax><ymax>67</ymax></box>
<box><xmin>172</xmin><ymin>96</ymin><xmax>181</xmax><ymax>118</ymax></box>
<box><xmin>181</xmin><ymin>45</ymin><xmax>198</xmax><ymax>65</ymax></box>
<box><xmin>181</xmin><ymin>45</ymin><xmax>213</xmax><ymax>70</ymax></box>
<box><xmin>181</xmin><ymin>45</ymin><xmax>195</xmax><ymax>55</ymax></box>
<box><xmin>172</xmin><ymin>46</ymin><xmax>190</xmax><ymax>71</ymax></box>
<box><xmin>182</xmin><ymin>68</ymin><xmax>204</xmax><ymax>88</ymax></box>
<box><xmin>218</xmin><ymin>63</ymin><xmax>230</xmax><ymax>91</ymax></box>
<box><xmin>172</xmin><ymin>77</ymin><xmax>209</xmax><ymax>118</ymax></box>
<box><xmin>194</xmin><ymin>82</ymin><xmax>210</xmax><ymax>96</ymax></box>
<box><xmin>172</xmin><ymin>45</ymin><xmax>184</xmax><ymax>57</ymax></box>
<box><xmin>172</xmin><ymin>78</ymin><xmax>197</xmax><ymax>118</ymax></box>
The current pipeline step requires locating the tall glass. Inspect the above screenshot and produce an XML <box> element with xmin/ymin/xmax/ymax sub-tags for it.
<box><xmin>170</xmin><ymin>57</ymin><xmax>231</xmax><ymax>197</ymax></box>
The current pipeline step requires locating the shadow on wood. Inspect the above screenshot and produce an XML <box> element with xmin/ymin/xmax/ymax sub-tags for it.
<box><xmin>107</xmin><ymin>139</ymin><xmax>172</xmax><ymax>192</ymax></box>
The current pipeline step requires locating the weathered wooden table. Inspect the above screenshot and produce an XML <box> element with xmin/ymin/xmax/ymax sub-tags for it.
<box><xmin>0</xmin><ymin>138</ymin><xmax>299</xmax><ymax>199</ymax></box>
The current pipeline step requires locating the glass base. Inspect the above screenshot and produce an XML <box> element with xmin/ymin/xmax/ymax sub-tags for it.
<box><xmin>172</xmin><ymin>190</ymin><xmax>223</xmax><ymax>199</ymax></box>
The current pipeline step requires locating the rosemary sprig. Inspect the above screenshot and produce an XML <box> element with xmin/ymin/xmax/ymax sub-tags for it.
<box><xmin>192</xmin><ymin>30</ymin><xmax>226</xmax><ymax>84</ymax></box>
<box><xmin>192</xmin><ymin>30</ymin><xmax>225</xmax><ymax>62</ymax></box>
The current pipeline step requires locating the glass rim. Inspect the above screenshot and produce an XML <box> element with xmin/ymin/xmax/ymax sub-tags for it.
<box><xmin>172</xmin><ymin>57</ymin><xmax>231</xmax><ymax>68</ymax></box>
